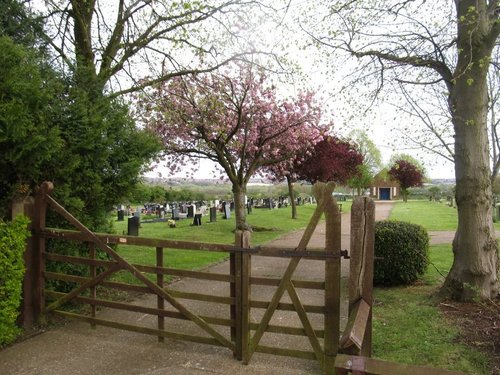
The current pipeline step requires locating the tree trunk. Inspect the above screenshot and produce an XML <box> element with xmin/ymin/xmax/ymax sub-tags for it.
<box><xmin>287</xmin><ymin>175</ymin><xmax>297</xmax><ymax>219</ymax></box>
<box><xmin>233</xmin><ymin>184</ymin><xmax>250</xmax><ymax>231</ymax></box>
<box><xmin>443</xmin><ymin>0</ymin><xmax>499</xmax><ymax>300</ymax></box>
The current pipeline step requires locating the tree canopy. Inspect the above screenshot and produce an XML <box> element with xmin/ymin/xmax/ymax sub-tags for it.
<box><xmin>295</xmin><ymin>135</ymin><xmax>363</xmax><ymax>185</ymax></box>
<box><xmin>36</xmin><ymin>0</ymin><xmax>275</xmax><ymax>97</ymax></box>
<box><xmin>138</xmin><ymin>64</ymin><xmax>326</xmax><ymax>229</ymax></box>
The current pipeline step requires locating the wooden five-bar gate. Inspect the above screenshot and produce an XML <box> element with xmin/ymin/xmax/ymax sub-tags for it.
<box><xmin>17</xmin><ymin>181</ymin><xmax>376</xmax><ymax>374</ymax></box>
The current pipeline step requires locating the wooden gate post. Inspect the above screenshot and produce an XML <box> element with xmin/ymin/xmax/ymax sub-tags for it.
<box><xmin>323</xmin><ymin>195</ymin><xmax>342</xmax><ymax>374</ymax></box>
<box><xmin>232</xmin><ymin>230</ymin><xmax>251</xmax><ymax>361</ymax></box>
<box><xmin>11</xmin><ymin>196</ymin><xmax>35</xmax><ymax>328</ymax></box>
<box><xmin>32</xmin><ymin>181</ymin><xmax>54</xmax><ymax>324</ymax></box>
<box><xmin>348</xmin><ymin>197</ymin><xmax>375</xmax><ymax>356</ymax></box>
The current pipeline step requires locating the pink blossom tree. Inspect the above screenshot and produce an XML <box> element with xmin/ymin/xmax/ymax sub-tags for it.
<box><xmin>138</xmin><ymin>65</ymin><xmax>325</xmax><ymax>230</ymax></box>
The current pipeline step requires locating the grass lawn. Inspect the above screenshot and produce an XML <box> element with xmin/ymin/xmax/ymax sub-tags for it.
<box><xmin>372</xmin><ymin>244</ymin><xmax>490</xmax><ymax>374</ymax></box>
<box><xmin>389</xmin><ymin>199</ymin><xmax>500</xmax><ymax>231</ymax></box>
<box><xmin>372</xmin><ymin>200</ymin><xmax>492</xmax><ymax>374</ymax></box>
<box><xmin>389</xmin><ymin>200</ymin><xmax>458</xmax><ymax>230</ymax></box>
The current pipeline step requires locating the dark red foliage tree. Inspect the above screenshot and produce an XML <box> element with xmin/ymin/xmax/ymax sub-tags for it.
<box><xmin>388</xmin><ymin>159</ymin><xmax>424</xmax><ymax>202</ymax></box>
<box><xmin>295</xmin><ymin>135</ymin><xmax>364</xmax><ymax>185</ymax></box>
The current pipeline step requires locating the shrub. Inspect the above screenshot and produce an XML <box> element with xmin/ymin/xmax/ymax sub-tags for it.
<box><xmin>0</xmin><ymin>215</ymin><xmax>30</xmax><ymax>346</ymax></box>
<box><xmin>374</xmin><ymin>220</ymin><xmax>429</xmax><ymax>286</ymax></box>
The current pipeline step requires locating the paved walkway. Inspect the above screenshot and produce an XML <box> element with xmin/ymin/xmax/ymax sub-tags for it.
<box><xmin>0</xmin><ymin>201</ymin><xmax>397</xmax><ymax>375</ymax></box>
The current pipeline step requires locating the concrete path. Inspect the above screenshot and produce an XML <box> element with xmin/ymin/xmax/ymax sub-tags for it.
<box><xmin>0</xmin><ymin>201</ymin><xmax>394</xmax><ymax>375</ymax></box>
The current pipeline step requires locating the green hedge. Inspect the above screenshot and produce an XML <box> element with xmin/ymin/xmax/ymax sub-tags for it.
<box><xmin>0</xmin><ymin>215</ymin><xmax>30</xmax><ymax>346</ymax></box>
<box><xmin>374</xmin><ymin>220</ymin><xmax>429</xmax><ymax>286</ymax></box>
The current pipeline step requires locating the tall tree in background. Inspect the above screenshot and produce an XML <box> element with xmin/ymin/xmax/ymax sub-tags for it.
<box><xmin>0</xmin><ymin>1</ymin><xmax>160</xmax><ymax>227</ymax></box>
<box><xmin>348</xmin><ymin>164</ymin><xmax>373</xmax><ymax>196</ymax></box>
<box><xmin>304</xmin><ymin>0</ymin><xmax>499</xmax><ymax>300</ymax></box>
<box><xmin>0</xmin><ymin>35</ymin><xmax>62</xmax><ymax>218</ymax></box>
<box><xmin>347</xmin><ymin>130</ymin><xmax>383</xmax><ymax>195</ymax></box>
<box><xmin>389</xmin><ymin>160</ymin><xmax>424</xmax><ymax>202</ymax></box>
<box><xmin>24</xmin><ymin>0</ymin><xmax>282</xmax><ymax>228</ymax></box>
<box><xmin>138</xmin><ymin>65</ymin><xmax>324</xmax><ymax>230</ymax></box>
<box><xmin>36</xmin><ymin>0</ymin><xmax>273</xmax><ymax>98</ymax></box>
<box><xmin>349</xmin><ymin>129</ymin><xmax>382</xmax><ymax>173</ymax></box>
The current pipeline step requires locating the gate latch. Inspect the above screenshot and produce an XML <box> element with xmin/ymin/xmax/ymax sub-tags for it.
<box><xmin>340</xmin><ymin>249</ymin><xmax>350</xmax><ymax>259</ymax></box>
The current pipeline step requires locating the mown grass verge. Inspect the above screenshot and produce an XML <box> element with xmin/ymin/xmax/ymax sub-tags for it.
<box><xmin>372</xmin><ymin>244</ymin><xmax>490</xmax><ymax>374</ymax></box>
<box><xmin>371</xmin><ymin>201</ymin><xmax>491</xmax><ymax>373</ymax></box>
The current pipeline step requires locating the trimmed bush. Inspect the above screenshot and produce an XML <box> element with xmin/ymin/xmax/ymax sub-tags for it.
<box><xmin>0</xmin><ymin>215</ymin><xmax>30</xmax><ymax>346</ymax></box>
<box><xmin>374</xmin><ymin>220</ymin><xmax>429</xmax><ymax>286</ymax></box>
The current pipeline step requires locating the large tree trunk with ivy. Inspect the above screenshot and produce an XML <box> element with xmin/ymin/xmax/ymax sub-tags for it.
<box><xmin>443</xmin><ymin>0</ymin><xmax>499</xmax><ymax>300</ymax></box>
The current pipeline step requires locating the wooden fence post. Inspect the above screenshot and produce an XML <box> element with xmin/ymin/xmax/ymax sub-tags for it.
<box><xmin>230</xmin><ymin>232</ymin><xmax>239</xmax><ymax>358</ymax></box>
<box><xmin>11</xmin><ymin>196</ymin><xmax>35</xmax><ymax>328</ymax></box>
<box><xmin>32</xmin><ymin>181</ymin><xmax>54</xmax><ymax>325</ymax></box>
<box><xmin>156</xmin><ymin>246</ymin><xmax>164</xmax><ymax>342</ymax></box>
<box><xmin>240</xmin><ymin>230</ymin><xmax>251</xmax><ymax>364</ymax></box>
<box><xmin>349</xmin><ymin>197</ymin><xmax>375</xmax><ymax>357</ymax></box>
<box><xmin>233</xmin><ymin>230</ymin><xmax>251</xmax><ymax>361</ymax></box>
<box><xmin>89</xmin><ymin>242</ymin><xmax>97</xmax><ymax>329</ymax></box>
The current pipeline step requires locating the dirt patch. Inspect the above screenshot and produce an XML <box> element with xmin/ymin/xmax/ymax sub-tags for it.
<box><xmin>439</xmin><ymin>296</ymin><xmax>500</xmax><ymax>374</ymax></box>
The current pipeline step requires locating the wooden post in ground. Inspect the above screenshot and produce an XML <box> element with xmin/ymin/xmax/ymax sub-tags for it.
<box><xmin>156</xmin><ymin>246</ymin><xmax>164</xmax><ymax>342</ymax></box>
<box><xmin>11</xmin><ymin>196</ymin><xmax>35</xmax><ymax>328</ymax></box>
<box><xmin>89</xmin><ymin>242</ymin><xmax>97</xmax><ymax>329</ymax></box>
<box><xmin>323</xmin><ymin>194</ymin><xmax>342</xmax><ymax>374</ymax></box>
<box><xmin>230</xmin><ymin>233</ymin><xmax>239</xmax><ymax>358</ymax></box>
<box><xmin>32</xmin><ymin>181</ymin><xmax>53</xmax><ymax>325</ymax></box>
<box><xmin>233</xmin><ymin>230</ymin><xmax>251</xmax><ymax>360</ymax></box>
<box><xmin>348</xmin><ymin>197</ymin><xmax>375</xmax><ymax>356</ymax></box>
<box><xmin>240</xmin><ymin>230</ymin><xmax>251</xmax><ymax>364</ymax></box>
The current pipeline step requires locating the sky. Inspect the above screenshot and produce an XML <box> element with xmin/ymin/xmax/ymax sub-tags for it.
<box><xmin>146</xmin><ymin>1</ymin><xmax>458</xmax><ymax>181</ymax></box>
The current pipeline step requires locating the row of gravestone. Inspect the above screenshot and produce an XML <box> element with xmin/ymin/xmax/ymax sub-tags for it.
<box><xmin>124</xmin><ymin>204</ymin><xmax>228</xmax><ymax>236</ymax></box>
<box><xmin>120</xmin><ymin>196</ymin><xmax>315</xmax><ymax>236</ymax></box>
<box><xmin>117</xmin><ymin>195</ymin><xmax>313</xmax><ymax>220</ymax></box>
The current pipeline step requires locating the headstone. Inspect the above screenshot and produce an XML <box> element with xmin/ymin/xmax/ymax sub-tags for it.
<box><xmin>117</xmin><ymin>209</ymin><xmax>124</xmax><ymax>221</ymax></box>
<box><xmin>172</xmin><ymin>208</ymin><xmax>180</xmax><ymax>220</ymax></box>
<box><xmin>223</xmin><ymin>202</ymin><xmax>231</xmax><ymax>219</ymax></box>
<box><xmin>247</xmin><ymin>202</ymin><xmax>252</xmax><ymax>214</ymax></box>
<box><xmin>128</xmin><ymin>216</ymin><xmax>140</xmax><ymax>236</ymax></box>
<box><xmin>210</xmin><ymin>206</ymin><xmax>217</xmax><ymax>222</ymax></box>
<box><xmin>193</xmin><ymin>214</ymin><xmax>202</xmax><ymax>226</ymax></box>
<box><xmin>187</xmin><ymin>205</ymin><xmax>194</xmax><ymax>218</ymax></box>
<box><xmin>134</xmin><ymin>208</ymin><xmax>141</xmax><ymax>218</ymax></box>
<box><xmin>230</xmin><ymin>202</ymin><xmax>235</xmax><ymax>211</ymax></box>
